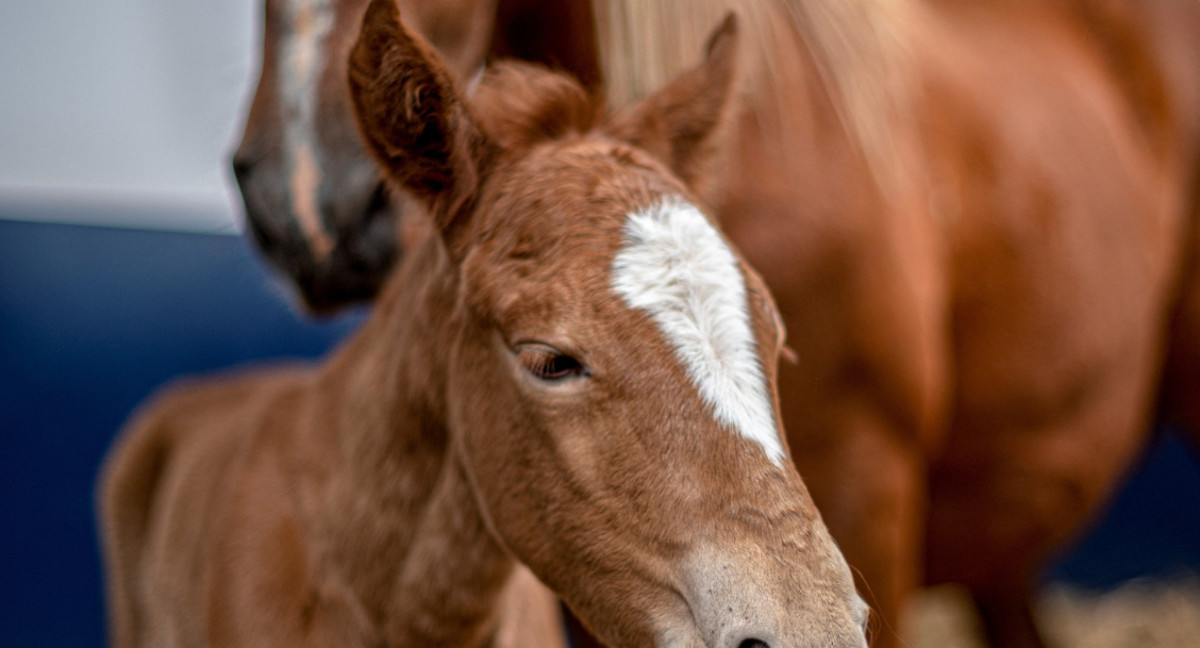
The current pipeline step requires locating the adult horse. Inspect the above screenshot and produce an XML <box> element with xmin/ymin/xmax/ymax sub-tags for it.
<box><xmin>595</xmin><ymin>2</ymin><xmax>1200</xmax><ymax>647</ymax></box>
<box><xmin>100</xmin><ymin>3</ymin><xmax>869</xmax><ymax>647</ymax></box>
<box><xmin>231</xmin><ymin>0</ymin><xmax>1200</xmax><ymax>646</ymax></box>
<box><xmin>232</xmin><ymin>0</ymin><xmax>599</xmax><ymax>311</ymax></box>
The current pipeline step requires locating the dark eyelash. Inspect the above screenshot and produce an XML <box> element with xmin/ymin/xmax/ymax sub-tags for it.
<box><xmin>519</xmin><ymin>347</ymin><xmax>588</xmax><ymax>381</ymax></box>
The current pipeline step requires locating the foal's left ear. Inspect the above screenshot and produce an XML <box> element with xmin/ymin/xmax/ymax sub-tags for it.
<box><xmin>348</xmin><ymin>0</ymin><xmax>494</xmax><ymax>250</ymax></box>
<box><xmin>606</xmin><ymin>14</ymin><xmax>739</xmax><ymax>191</ymax></box>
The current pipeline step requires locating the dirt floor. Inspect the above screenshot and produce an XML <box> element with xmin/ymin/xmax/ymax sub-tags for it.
<box><xmin>901</xmin><ymin>579</ymin><xmax>1200</xmax><ymax>648</ymax></box>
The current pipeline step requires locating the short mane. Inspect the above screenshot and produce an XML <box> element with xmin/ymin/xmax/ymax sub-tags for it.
<box><xmin>470</xmin><ymin>61</ymin><xmax>603</xmax><ymax>151</ymax></box>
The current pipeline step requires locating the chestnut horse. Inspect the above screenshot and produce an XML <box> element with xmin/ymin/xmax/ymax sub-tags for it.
<box><xmin>229</xmin><ymin>0</ymin><xmax>1200</xmax><ymax>646</ymax></box>
<box><xmin>593</xmin><ymin>3</ymin><xmax>1200</xmax><ymax>648</ymax></box>
<box><xmin>232</xmin><ymin>0</ymin><xmax>599</xmax><ymax>311</ymax></box>
<box><xmin>99</xmin><ymin>3</ymin><xmax>870</xmax><ymax>647</ymax></box>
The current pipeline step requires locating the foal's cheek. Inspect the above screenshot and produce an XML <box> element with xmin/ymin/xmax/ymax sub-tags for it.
<box><xmin>451</xmin><ymin>371</ymin><xmax>594</xmax><ymax>566</ymax></box>
<box><xmin>448</xmin><ymin>346</ymin><xmax>548</xmax><ymax>519</ymax></box>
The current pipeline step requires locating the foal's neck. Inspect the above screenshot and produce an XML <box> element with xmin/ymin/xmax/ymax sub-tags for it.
<box><xmin>309</xmin><ymin>235</ymin><xmax>516</xmax><ymax>647</ymax></box>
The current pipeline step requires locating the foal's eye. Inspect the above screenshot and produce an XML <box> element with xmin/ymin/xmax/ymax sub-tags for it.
<box><xmin>515</xmin><ymin>344</ymin><xmax>589</xmax><ymax>382</ymax></box>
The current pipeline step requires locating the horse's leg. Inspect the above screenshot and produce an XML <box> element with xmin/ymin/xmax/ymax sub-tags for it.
<box><xmin>926</xmin><ymin>403</ymin><xmax>1155</xmax><ymax>648</ymax></box>
<box><xmin>786</xmin><ymin>403</ymin><xmax>927</xmax><ymax>648</ymax></box>
<box><xmin>1164</xmin><ymin>339</ymin><xmax>1200</xmax><ymax>464</ymax></box>
<box><xmin>1160</xmin><ymin>168</ymin><xmax>1200</xmax><ymax>467</ymax></box>
<box><xmin>971</xmin><ymin>583</ymin><xmax>1046</xmax><ymax>648</ymax></box>
<box><xmin>563</xmin><ymin>605</ymin><xmax>606</xmax><ymax>648</ymax></box>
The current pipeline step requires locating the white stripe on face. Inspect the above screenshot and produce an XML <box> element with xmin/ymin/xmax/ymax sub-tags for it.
<box><xmin>612</xmin><ymin>198</ymin><xmax>785</xmax><ymax>465</ymax></box>
<box><xmin>279</xmin><ymin>0</ymin><xmax>335</xmax><ymax>258</ymax></box>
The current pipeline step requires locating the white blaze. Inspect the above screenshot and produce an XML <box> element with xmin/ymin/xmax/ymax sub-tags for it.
<box><xmin>612</xmin><ymin>198</ymin><xmax>785</xmax><ymax>465</ymax></box>
<box><xmin>279</xmin><ymin>0</ymin><xmax>334</xmax><ymax>258</ymax></box>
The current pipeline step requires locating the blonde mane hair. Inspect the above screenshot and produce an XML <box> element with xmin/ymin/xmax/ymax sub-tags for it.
<box><xmin>592</xmin><ymin>0</ymin><xmax>923</xmax><ymax>194</ymax></box>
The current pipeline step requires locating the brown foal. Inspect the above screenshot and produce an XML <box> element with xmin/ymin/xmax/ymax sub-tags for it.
<box><xmin>100</xmin><ymin>3</ymin><xmax>868</xmax><ymax>647</ymax></box>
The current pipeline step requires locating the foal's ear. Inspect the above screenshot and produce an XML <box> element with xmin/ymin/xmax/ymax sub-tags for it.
<box><xmin>607</xmin><ymin>14</ymin><xmax>739</xmax><ymax>191</ymax></box>
<box><xmin>348</xmin><ymin>0</ymin><xmax>493</xmax><ymax>248</ymax></box>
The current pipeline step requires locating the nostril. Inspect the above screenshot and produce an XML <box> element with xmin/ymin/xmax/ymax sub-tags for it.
<box><xmin>244</xmin><ymin>210</ymin><xmax>278</xmax><ymax>255</ymax></box>
<box><xmin>738</xmin><ymin>640</ymin><xmax>770</xmax><ymax>648</ymax></box>
<box><xmin>364</xmin><ymin>180</ymin><xmax>390</xmax><ymax>219</ymax></box>
<box><xmin>231</xmin><ymin>154</ymin><xmax>254</xmax><ymax>184</ymax></box>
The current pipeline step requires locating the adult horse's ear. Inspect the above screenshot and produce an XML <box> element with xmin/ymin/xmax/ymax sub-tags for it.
<box><xmin>348</xmin><ymin>0</ymin><xmax>494</xmax><ymax>252</ymax></box>
<box><xmin>607</xmin><ymin>13</ymin><xmax>739</xmax><ymax>194</ymax></box>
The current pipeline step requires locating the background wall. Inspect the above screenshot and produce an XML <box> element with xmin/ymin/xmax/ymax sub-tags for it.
<box><xmin>0</xmin><ymin>0</ymin><xmax>255</xmax><ymax>231</ymax></box>
<box><xmin>0</xmin><ymin>217</ymin><xmax>363</xmax><ymax>648</ymax></box>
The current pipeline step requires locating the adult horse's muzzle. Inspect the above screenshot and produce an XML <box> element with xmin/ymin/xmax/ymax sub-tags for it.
<box><xmin>232</xmin><ymin>150</ymin><xmax>398</xmax><ymax>313</ymax></box>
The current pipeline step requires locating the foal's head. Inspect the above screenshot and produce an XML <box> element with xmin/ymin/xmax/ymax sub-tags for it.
<box><xmin>350</xmin><ymin>2</ymin><xmax>868</xmax><ymax>646</ymax></box>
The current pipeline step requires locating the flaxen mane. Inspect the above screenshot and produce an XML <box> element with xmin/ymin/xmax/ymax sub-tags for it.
<box><xmin>591</xmin><ymin>0</ymin><xmax>922</xmax><ymax>194</ymax></box>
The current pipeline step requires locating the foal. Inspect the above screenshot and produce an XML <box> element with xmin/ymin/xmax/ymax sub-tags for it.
<box><xmin>99</xmin><ymin>2</ymin><xmax>867</xmax><ymax>646</ymax></box>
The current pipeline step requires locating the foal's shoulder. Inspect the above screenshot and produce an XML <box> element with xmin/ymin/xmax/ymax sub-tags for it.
<box><xmin>147</xmin><ymin>365</ymin><xmax>312</xmax><ymax>416</ymax></box>
<box><xmin>113</xmin><ymin>364</ymin><xmax>314</xmax><ymax>457</ymax></box>
<box><xmin>99</xmin><ymin>364</ymin><xmax>317</xmax><ymax>543</ymax></box>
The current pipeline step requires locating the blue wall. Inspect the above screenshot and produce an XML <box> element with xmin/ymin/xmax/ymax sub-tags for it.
<box><xmin>0</xmin><ymin>217</ymin><xmax>361</xmax><ymax>647</ymax></box>
<box><xmin>0</xmin><ymin>216</ymin><xmax>1197</xmax><ymax>647</ymax></box>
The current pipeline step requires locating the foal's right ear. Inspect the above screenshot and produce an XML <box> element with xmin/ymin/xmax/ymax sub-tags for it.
<box><xmin>348</xmin><ymin>0</ymin><xmax>493</xmax><ymax>246</ymax></box>
<box><xmin>606</xmin><ymin>14</ymin><xmax>739</xmax><ymax>194</ymax></box>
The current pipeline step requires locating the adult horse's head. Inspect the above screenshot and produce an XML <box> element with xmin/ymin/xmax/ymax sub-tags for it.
<box><xmin>231</xmin><ymin>0</ymin><xmax>499</xmax><ymax>310</ymax></box>
<box><xmin>349</xmin><ymin>1</ymin><xmax>868</xmax><ymax>645</ymax></box>
<box><xmin>231</xmin><ymin>0</ymin><xmax>598</xmax><ymax>312</ymax></box>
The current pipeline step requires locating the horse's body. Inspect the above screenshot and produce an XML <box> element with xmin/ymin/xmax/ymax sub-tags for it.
<box><xmin>618</xmin><ymin>2</ymin><xmax>1200</xmax><ymax>646</ymax></box>
<box><xmin>229</xmin><ymin>0</ymin><xmax>1200</xmax><ymax>646</ymax></box>
<box><xmin>634</xmin><ymin>2</ymin><xmax>1200</xmax><ymax>646</ymax></box>
<box><xmin>708</xmin><ymin>2</ymin><xmax>1200</xmax><ymax>645</ymax></box>
<box><xmin>100</xmin><ymin>4</ymin><xmax>869</xmax><ymax>647</ymax></box>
